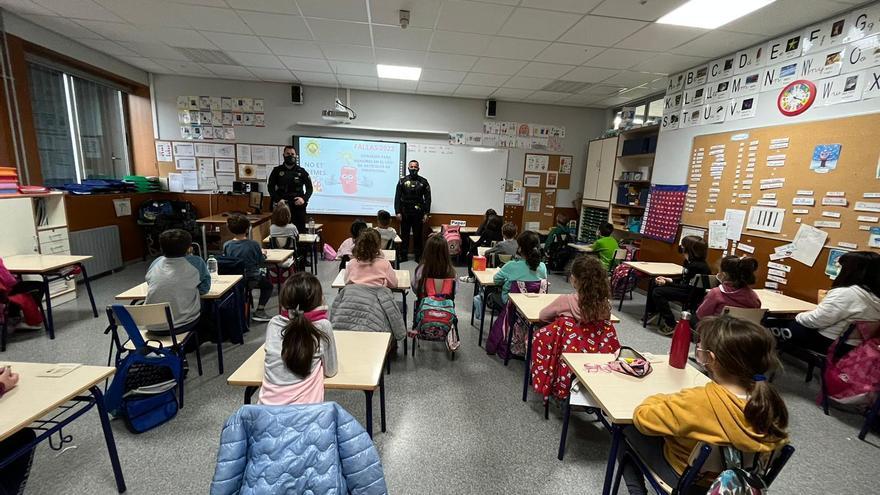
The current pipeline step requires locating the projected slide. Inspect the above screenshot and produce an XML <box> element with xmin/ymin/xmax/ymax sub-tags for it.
<box><xmin>295</xmin><ymin>136</ymin><xmax>405</xmax><ymax>215</ymax></box>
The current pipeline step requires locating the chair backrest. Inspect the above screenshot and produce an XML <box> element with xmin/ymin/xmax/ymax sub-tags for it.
<box><xmin>216</xmin><ymin>256</ymin><xmax>246</xmax><ymax>275</ymax></box>
<box><xmin>679</xmin><ymin>442</ymin><xmax>796</xmax><ymax>492</ymax></box>
<box><xmin>269</xmin><ymin>235</ymin><xmax>295</xmax><ymax>250</ymax></box>
<box><xmin>110</xmin><ymin>303</ymin><xmax>178</xmax><ymax>348</ymax></box>
<box><xmin>723</xmin><ymin>306</ymin><xmax>767</xmax><ymax>325</ymax></box>
<box><xmin>190</xmin><ymin>242</ymin><xmax>202</xmax><ymax>258</ymax></box>
<box><xmin>612</xmin><ymin>248</ymin><xmax>627</xmax><ymax>262</ymax></box>
<box><xmin>497</xmin><ymin>254</ymin><xmax>513</xmax><ymax>266</ymax></box>
<box><xmin>690</xmin><ymin>273</ymin><xmax>720</xmax><ymax>290</ymax></box>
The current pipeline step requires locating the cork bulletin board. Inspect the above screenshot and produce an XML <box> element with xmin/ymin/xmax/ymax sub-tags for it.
<box><xmin>521</xmin><ymin>153</ymin><xmax>573</xmax><ymax>230</ymax></box>
<box><xmin>681</xmin><ymin>113</ymin><xmax>880</xmax><ymax>248</ymax></box>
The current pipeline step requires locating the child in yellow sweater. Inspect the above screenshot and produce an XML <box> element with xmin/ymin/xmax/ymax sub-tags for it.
<box><xmin>621</xmin><ymin>315</ymin><xmax>789</xmax><ymax>494</ymax></box>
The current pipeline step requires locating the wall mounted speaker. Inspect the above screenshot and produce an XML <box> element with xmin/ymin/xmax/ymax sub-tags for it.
<box><xmin>485</xmin><ymin>99</ymin><xmax>497</xmax><ymax>118</ymax></box>
<box><xmin>291</xmin><ymin>85</ymin><xmax>303</xmax><ymax>104</ymax></box>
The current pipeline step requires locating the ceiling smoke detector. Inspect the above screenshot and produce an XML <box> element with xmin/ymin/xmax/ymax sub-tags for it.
<box><xmin>399</xmin><ymin>10</ymin><xmax>410</xmax><ymax>29</ymax></box>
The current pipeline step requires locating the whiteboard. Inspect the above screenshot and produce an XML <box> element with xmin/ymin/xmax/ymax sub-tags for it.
<box><xmin>406</xmin><ymin>142</ymin><xmax>508</xmax><ymax>215</ymax></box>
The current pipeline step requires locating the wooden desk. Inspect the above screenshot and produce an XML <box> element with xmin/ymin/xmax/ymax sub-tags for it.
<box><xmin>472</xmin><ymin>268</ymin><xmax>500</xmax><ymax>343</ymax></box>
<box><xmin>0</xmin><ymin>362</ymin><xmax>126</xmax><ymax>492</ymax></box>
<box><xmin>197</xmin><ymin>212</ymin><xmax>271</xmax><ymax>258</ymax></box>
<box><xmin>115</xmin><ymin>274</ymin><xmax>244</xmax><ymax>374</ymax></box>
<box><xmin>333</xmin><ymin>269</ymin><xmax>411</xmax><ymax>326</ymax></box>
<box><xmin>755</xmin><ymin>289</ymin><xmax>817</xmax><ymax>314</ymax></box>
<box><xmin>469</xmin><ymin>235</ymin><xmax>480</xmax><ymax>244</ymax></box>
<box><xmin>264</xmin><ymin>249</ymin><xmax>294</xmax><ymax>294</ymax></box>
<box><xmin>4</xmin><ymin>254</ymin><xmax>98</xmax><ymax>342</ymax></box>
<box><xmin>432</xmin><ymin>226</ymin><xmax>478</xmax><ymax>234</ymax></box>
<box><xmin>477</xmin><ymin>246</ymin><xmax>490</xmax><ymax>257</ymax></box>
<box><xmin>509</xmin><ymin>293</ymin><xmax>620</xmax><ymax>402</ymax></box>
<box><xmin>262</xmin><ymin>233</ymin><xmax>321</xmax><ymax>275</ymax></box>
<box><xmin>382</xmin><ymin>249</ymin><xmax>398</xmax><ymax>268</ymax></box>
<box><xmin>227</xmin><ymin>331</ymin><xmax>391</xmax><ymax>437</ymax></box>
<box><xmin>621</xmin><ymin>261</ymin><xmax>685</xmax><ymax>325</ymax></box>
<box><xmin>562</xmin><ymin>353</ymin><xmax>710</xmax><ymax>495</ymax></box>
<box><xmin>571</xmin><ymin>244</ymin><xmax>594</xmax><ymax>253</ymax></box>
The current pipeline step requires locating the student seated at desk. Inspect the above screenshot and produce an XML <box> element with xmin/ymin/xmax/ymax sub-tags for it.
<box><xmin>539</xmin><ymin>255</ymin><xmax>614</xmax><ymax>324</ymax></box>
<box><xmin>461</xmin><ymin>215</ymin><xmax>502</xmax><ymax>283</ymax></box>
<box><xmin>375</xmin><ymin>210</ymin><xmax>397</xmax><ymax>249</ymax></box>
<box><xmin>224</xmin><ymin>214</ymin><xmax>272</xmax><ymax>322</ymax></box>
<box><xmin>484</xmin><ymin>222</ymin><xmax>519</xmax><ymax>265</ymax></box>
<box><xmin>621</xmin><ymin>316</ymin><xmax>789</xmax><ymax>495</ymax></box>
<box><xmin>544</xmin><ymin>214</ymin><xmax>574</xmax><ymax>272</ymax></box>
<box><xmin>0</xmin><ymin>257</ymin><xmax>44</xmax><ymax>330</ymax></box>
<box><xmin>0</xmin><ymin>366</ymin><xmax>36</xmax><ymax>495</ymax></box>
<box><xmin>772</xmin><ymin>251</ymin><xmax>880</xmax><ymax>354</ymax></box>
<box><xmin>260</xmin><ymin>272</ymin><xmax>338</xmax><ymax>405</ymax></box>
<box><xmin>413</xmin><ymin>234</ymin><xmax>457</xmax><ymax>297</ymax></box>
<box><xmin>344</xmin><ymin>229</ymin><xmax>398</xmax><ymax>288</ymax></box>
<box><xmin>646</xmin><ymin>235</ymin><xmax>710</xmax><ymax>335</ymax></box>
<box><xmin>146</xmin><ymin>229</ymin><xmax>210</xmax><ymax>334</ymax></box>
<box><xmin>336</xmin><ymin>219</ymin><xmax>368</xmax><ymax>271</ymax></box>
<box><xmin>696</xmin><ymin>256</ymin><xmax>760</xmax><ymax>320</ymax></box>
<box><xmin>492</xmin><ymin>231</ymin><xmax>548</xmax><ymax>307</ymax></box>
<box><xmin>269</xmin><ymin>200</ymin><xmax>299</xmax><ymax>244</ymax></box>
<box><xmin>475</xmin><ymin>208</ymin><xmax>497</xmax><ymax>237</ymax></box>
<box><xmin>590</xmin><ymin>222</ymin><xmax>619</xmax><ymax>270</ymax></box>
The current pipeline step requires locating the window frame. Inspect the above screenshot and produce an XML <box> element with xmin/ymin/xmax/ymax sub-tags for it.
<box><xmin>611</xmin><ymin>92</ymin><xmax>666</xmax><ymax>129</ymax></box>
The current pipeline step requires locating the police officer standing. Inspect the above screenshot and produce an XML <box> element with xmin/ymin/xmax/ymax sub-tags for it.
<box><xmin>268</xmin><ymin>145</ymin><xmax>313</xmax><ymax>232</ymax></box>
<box><xmin>394</xmin><ymin>159</ymin><xmax>431</xmax><ymax>262</ymax></box>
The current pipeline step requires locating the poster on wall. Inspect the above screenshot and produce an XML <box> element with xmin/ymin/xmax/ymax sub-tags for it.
<box><xmin>810</xmin><ymin>144</ymin><xmax>842</xmax><ymax>173</ymax></box>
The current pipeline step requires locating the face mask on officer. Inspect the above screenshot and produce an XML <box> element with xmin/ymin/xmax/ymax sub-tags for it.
<box><xmin>284</xmin><ymin>154</ymin><xmax>296</xmax><ymax>166</ymax></box>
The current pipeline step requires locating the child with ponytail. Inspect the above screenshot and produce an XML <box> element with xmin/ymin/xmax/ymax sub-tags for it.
<box><xmin>260</xmin><ymin>272</ymin><xmax>338</xmax><ymax>405</ymax></box>
<box><xmin>696</xmin><ymin>255</ymin><xmax>761</xmax><ymax>319</ymax></box>
<box><xmin>621</xmin><ymin>315</ymin><xmax>789</xmax><ymax>494</ymax></box>
<box><xmin>492</xmin><ymin>230</ymin><xmax>547</xmax><ymax>306</ymax></box>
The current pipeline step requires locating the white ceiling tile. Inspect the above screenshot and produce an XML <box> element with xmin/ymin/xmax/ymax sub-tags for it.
<box><xmin>0</xmin><ymin>0</ymin><xmax>51</xmax><ymax>17</ymax></box>
<box><xmin>202</xmin><ymin>32</ymin><xmax>270</xmax><ymax>53</ymax></box>
<box><xmin>155</xmin><ymin>59</ymin><xmax>210</xmax><ymax>73</ymax></box>
<box><xmin>503</xmin><ymin>75</ymin><xmax>554</xmax><ymax>90</ymax></box>
<box><xmin>558</xmin><ymin>94</ymin><xmax>597</xmax><ymax>106</ymax></box>
<box><xmin>491</xmin><ymin>87</ymin><xmax>533</xmax><ymax>100</ymax></box>
<box><xmin>436</xmin><ymin>0</ymin><xmax>513</xmax><ymax>35</ymax></box>
<box><xmin>228</xmin><ymin>52</ymin><xmax>285</xmax><ymax>68</ymax></box>
<box><xmin>372</xmin><ymin>25</ymin><xmax>432</xmax><ymax>51</ymax></box>
<box><xmin>93</xmin><ymin>0</ymin><xmax>189</xmax><ymax>27</ymax></box>
<box><xmin>294</xmin><ymin>71</ymin><xmax>340</xmax><ymax>85</ymax></box>
<box><xmin>203</xmin><ymin>64</ymin><xmax>256</xmax><ymax>79</ymax></box>
<box><xmin>170</xmin><ymin>0</ymin><xmax>227</xmax><ymax>6</ymax></box>
<box><xmin>472</xmin><ymin>57</ymin><xmax>526</xmax><ymax>75</ymax></box>
<box><xmin>239</xmin><ymin>11</ymin><xmax>311</xmax><ymax>39</ymax></box>
<box><xmin>560</xmin><ymin>65</ymin><xmax>618</xmax><ymax>83</ymax></box>
<box><xmin>175</xmin><ymin>5</ymin><xmax>252</xmax><ymax>34</ymax></box>
<box><xmin>330</xmin><ymin>60</ymin><xmax>377</xmax><ymax>76</ymax></box>
<box><xmin>320</xmin><ymin>43</ymin><xmax>375</xmax><ymax>62</ymax></box>
<box><xmin>248</xmin><ymin>67</ymin><xmax>298</xmax><ymax>81</ymax></box>
<box><xmin>615</xmin><ymin>24</ymin><xmax>706</xmax><ymax>51</ymax></box>
<box><xmin>601</xmin><ymin>95</ymin><xmax>637</xmax><ymax>106</ymax></box>
<box><xmin>454</xmin><ymin>84</ymin><xmax>495</xmax><ymax>97</ymax></box>
<box><xmin>279</xmin><ymin>55</ymin><xmax>333</xmax><ymax>72</ymax></box>
<box><xmin>528</xmin><ymin>90</ymin><xmax>567</xmax><ymax>102</ymax></box>
<box><xmin>579</xmin><ymin>84</ymin><xmax>624</xmax><ymax>96</ymax></box>
<box><xmin>498</xmin><ymin>8</ymin><xmax>580</xmax><ymax>41</ymax></box>
<box><xmin>518</xmin><ymin>61</ymin><xmax>575</xmax><ymax>78</ymax></box>
<box><xmin>118</xmin><ymin>41</ymin><xmax>188</xmax><ymax>60</ymax></box>
<box><xmin>79</xmin><ymin>39</ymin><xmax>140</xmax><ymax>56</ymax></box>
<box><xmin>536</xmin><ymin>43</ymin><xmax>604</xmax><ymax>65</ymax></box>
<box><xmin>298</xmin><ymin>0</ymin><xmax>368</xmax><ymax>22</ymax></box>
<box><xmin>601</xmin><ymin>70</ymin><xmax>661</xmax><ymax>88</ymax></box>
<box><xmin>560</xmin><ymin>15</ymin><xmax>647</xmax><ymax>47</ymax></box>
<box><xmin>370</xmin><ymin>0</ymin><xmax>441</xmax><ymax>29</ymax></box>
<box><xmin>262</xmin><ymin>38</ymin><xmax>324</xmax><ymax>57</ymax></box>
<box><xmin>307</xmin><ymin>19</ymin><xmax>371</xmax><ymax>44</ymax></box>
<box><xmin>424</xmin><ymin>52</ymin><xmax>477</xmax><ymax>71</ymax></box>
<box><xmin>483</xmin><ymin>37</ymin><xmax>550</xmax><ymax>60</ymax></box>
<box><xmin>420</xmin><ymin>68</ymin><xmax>467</xmax><ymax>83</ymax></box>
<box><xmin>520</xmin><ymin>0</ymin><xmax>602</xmax><ymax>14</ymax></box>
<box><xmin>632</xmin><ymin>53</ymin><xmax>704</xmax><ymax>74</ymax></box>
<box><xmin>417</xmin><ymin>81</ymin><xmax>459</xmax><ymax>94</ymax></box>
<box><xmin>374</xmin><ymin>48</ymin><xmax>425</xmax><ymax>66</ymax></box>
<box><xmin>618</xmin><ymin>85</ymin><xmax>653</xmax><ymax>99</ymax></box>
<box><xmin>35</xmin><ymin>0</ymin><xmax>123</xmax><ymax>22</ymax></box>
<box><xmin>115</xmin><ymin>56</ymin><xmax>172</xmax><ymax>73</ymax></box>
<box><xmin>462</xmin><ymin>72</ymin><xmax>509</xmax><ymax>86</ymax></box>
<box><xmin>227</xmin><ymin>0</ymin><xmax>298</xmax><ymax>14</ymax></box>
<box><xmin>429</xmin><ymin>31</ymin><xmax>492</xmax><ymax>56</ymax></box>
<box><xmin>378</xmin><ymin>79</ymin><xmax>419</xmax><ymax>92</ymax></box>
<box><xmin>646</xmin><ymin>77</ymin><xmax>668</xmax><ymax>91</ymax></box>
<box><xmin>584</xmin><ymin>48</ymin><xmax>655</xmax><ymax>70</ymax></box>
<box><xmin>73</xmin><ymin>20</ymin><xmax>155</xmax><ymax>42</ymax></box>
<box><xmin>146</xmin><ymin>27</ymin><xmax>217</xmax><ymax>49</ymax></box>
<box><xmin>22</xmin><ymin>15</ymin><xmax>105</xmax><ymax>39</ymax></box>
<box><xmin>722</xmin><ymin>0</ymin><xmax>850</xmax><ymax>36</ymax></box>
<box><xmin>337</xmin><ymin>74</ymin><xmax>378</xmax><ymax>89</ymax></box>
<box><xmin>591</xmin><ymin>0</ymin><xmax>689</xmax><ymax>21</ymax></box>
<box><xmin>671</xmin><ymin>30</ymin><xmax>768</xmax><ymax>58</ymax></box>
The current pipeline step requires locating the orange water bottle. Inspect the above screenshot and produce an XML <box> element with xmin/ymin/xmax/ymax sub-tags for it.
<box><xmin>668</xmin><ymin>311</ymin><xmax>692</xmax><ymax>369</ymax></box>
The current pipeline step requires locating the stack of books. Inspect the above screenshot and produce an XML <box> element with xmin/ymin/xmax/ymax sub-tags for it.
<box><xmin>123</xmin><ymin>175</ymin><xmax>161</xmax><ymax>193</ymax></box>
<box><xmin>0</xmin><ymin>166</ymin><xmax>19</xmax><ymax>194</ymax></box>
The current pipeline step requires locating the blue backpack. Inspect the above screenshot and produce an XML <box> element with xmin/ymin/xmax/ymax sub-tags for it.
<box><xmin>105</xmin><ymin>348</ymin><xmax>181</xmax><ymax>434</ymax></box>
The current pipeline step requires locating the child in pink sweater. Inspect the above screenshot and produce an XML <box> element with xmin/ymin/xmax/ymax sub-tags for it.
<box><xmin>697</xmin><ymin>256</ymin><xmax>761</xmax><ymax>319</ymax></box>
<box><xmin>539</xmin><ymin>255</ymin><xmax>614</xmax><ymax>324</ymax></box>
<box><xmin>344</xmin><ymin>229</ymin><xmax>398</xmax><ymax>288</ymax></box>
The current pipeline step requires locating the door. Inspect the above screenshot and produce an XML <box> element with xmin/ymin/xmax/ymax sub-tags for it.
<box><xmin>583</xmin><ymin>139</ymin><xmax>603</xmax><ymax>200</ymax></box>
<box><xmin>596</xmin><ymin>137</ymin><xmax>619</xmax><ymax>202</ymax></box>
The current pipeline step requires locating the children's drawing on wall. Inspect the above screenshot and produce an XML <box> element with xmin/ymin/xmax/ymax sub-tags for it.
<box><xmin>810</xmin><ymin>144</ymin><xmax>841</xmax><ymax>174</ymax></box>
<box><xmin>825</xmin><ymin>248</ymin><xmax>846</xmax><ymax>279</ymax></box>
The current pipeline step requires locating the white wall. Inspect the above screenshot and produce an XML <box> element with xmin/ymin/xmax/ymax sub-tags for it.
<box><xmin>653</xmin><ymin>2</ymin><xmax>880</xmax><ymax>185</ymax></box>
<box><xmin>152</xmin><ymin>75</ymin><xmax>607</xmax><ymax>208</ymax></box>
<box><xmin>3</xmin><ymin>13</ymin><xmax>147</xmax><ymax>85</ymax></box>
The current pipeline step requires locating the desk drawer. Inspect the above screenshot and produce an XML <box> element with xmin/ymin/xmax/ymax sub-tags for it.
<box><xmin>40</xmin><ymin>239</ymin><xmax>70</xmax><ymax>255</ymax></box>
<box><xmin>38</xmin><ymin>227</ymin><xmax>69</xmax><ymax>244</ymax></box>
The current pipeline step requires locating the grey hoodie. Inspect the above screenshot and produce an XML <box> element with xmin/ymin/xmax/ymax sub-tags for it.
<box><xmin>796</xmin><ymin>285</ymin><xmax>880</xmax><ymax>344</ymax></box>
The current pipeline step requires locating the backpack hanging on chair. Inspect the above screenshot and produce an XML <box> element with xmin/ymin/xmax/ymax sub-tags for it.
<box><xmin>104</xmin><ymin>348</ymin><xmax>181</xmax><ymax>434</ymax></box>
<box><xmin>545</xmin><ymin>230</ymin><xmax>573</xmax><ymax>272</ymax></box>
<box><xmin>412</xmin><ymin>278</ymin><xmax>460</xmax><ymax>352</ymax></box>
<box><xmin>706</xmin><ymin>447</ymin><xmax>769</xmax><ymax>495</ymax></box>
<box><xmin>442</xmin><ymin>225</ymin><xmax>462</xmax><ymax>256</ymax></box>
<box><xmin>823</xmin><ymin>321</ymin><xmax>880</xmax><ymax>410</ymax></box>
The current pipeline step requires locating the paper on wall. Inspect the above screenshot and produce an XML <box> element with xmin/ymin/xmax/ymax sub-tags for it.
<box><xmin>523</xmin><ymin>174</ymin><xmax>540</xmax><ymax>187</ymax></box>
<box><xmin>723</xmin><ymin>208</ymin><xmax>746</xmax><ymax>241</ymax></box>
<box><xmin>181</xmin><ymin>170</ymin><xmax>199</xmax><ymax>190</ymax></box>
<box><xmin>199</xmin><ymin>177</ymin><xmax>217</xmax><ymax>190</ymax></box>
<box><xmin>197</xmin><ymin>157</ymin><xmax>214</xmax><ymax>177</ymax></box>
<box><xmin>255</xmin><ymin>165</ymin><xmax>268</xmax><ymax>180</ymax></box>
<box><xmin>194</xmin><ymin>143</ymin><xmax>214</xmax><ymax>157</ymax></box>
<box><xmin>155</xmin><ymin>141</ymin><xmax>173</xmax><ymax>162</ymax></box>
<box><xmin>767</xmin><ymin>262</ymin><xmax>791</xmax><ymax>272</ymax></box>
<box><xmin>168</xmin><ymin>173</ymin><xmax>184</xmax><ymax>192</ymax></box>
<box><xmin>175</xmin><ymin>157</ymin><xmax>196</xmax><ymax>171</ymax></box>
<box><xmin>791</xmin><ymin>224</ymin><xmax>828</xmax><ymax>267</ymax></box>
<box><xmin>214</xmin><ymin>144</ymin><xmax>235</xmax><ymax>159</ymax></box>
<box><xmin>525</xmin><ymin>154</ymin><xmax>549</xmax><ymax>172</ymax></box>
<box><xmin>737</xmin><ymin>243</ymin><xmax>756</xmax><ymax>254</ymax></box>
<box><xmin>236</xmin><ymin>144</ymin><xmax>252</xmax><ymax>163</ymax></box>
<box><xmin>216</xmin><ymin>172</ymin><xmax>235</xmax><ymax>191</ymax></box>
<box><xmin>216</xmin><ymin>159</ymin><xmax>235</xmax><ymax>173</ymax></box>
<box><xmin>527</xmin><ymin>193</ymin><xmax>541</xmax><ymax>212</ymax></box>
<box><xmin>747</xmin><ymin>206</ymin><xmax>785</xmax><ymax>233</ymax></box>
<box><xmin>172</xmin><ymin>142</ymin><xmax>194</xmax><ymax>157</ymax></box>
<box><xmin>708</xmin><ymin>220</ymin><xmax>728</xmax><ymax>249</ymax></box>
<box><xmin>680</xmin><ymin>226</ymin><xmax>706</xmax><ymax>243</ymax></box>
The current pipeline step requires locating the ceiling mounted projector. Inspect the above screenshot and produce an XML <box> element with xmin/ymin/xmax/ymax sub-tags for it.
<box><xmin>322</xmin><ymin>98</ymin><xmax>356</xmax><ymax>123</ymax></box>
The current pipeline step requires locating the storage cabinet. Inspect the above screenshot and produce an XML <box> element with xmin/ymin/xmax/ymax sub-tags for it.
<box><xmin>582</xmin><ymin>136</ymin><xmax>618</xmax><ymax>203</ymax></box>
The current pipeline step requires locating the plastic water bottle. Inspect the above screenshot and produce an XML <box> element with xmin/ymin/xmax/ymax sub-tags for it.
<box><xmin>207</xmin><ymin>255</ymin><xmax>219</xmax><ymax>280</ymax></box>
<box><xmin>308</xmin><ymin>217</ymin><xmax>315</xmax><ymax>235</ymax></box>
<box><xmin>668</xmin><ymin>311</ymin><xmax>692</xmax><ymax>370</ymax></box>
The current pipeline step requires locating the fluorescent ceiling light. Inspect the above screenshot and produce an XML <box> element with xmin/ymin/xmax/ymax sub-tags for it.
<box><xmin>377</xmin><ymin>64</ymin><xmax>421</xmax><ymax>81</ymax></box>
<box><xmin>657</xmin><ymin>0</ymin><xmax>776</xmax><ymax>29</ymax></box>
<box><xmin>471</xmin><ymin>147</ymin><xmax>495</xmax><ymax>152</ymax></box>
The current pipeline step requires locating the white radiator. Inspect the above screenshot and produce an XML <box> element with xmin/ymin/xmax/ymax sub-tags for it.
<box><xmin>69</xmin><ymin>225</ymin><xmax>123</xmax><ymax>277</ymax></box>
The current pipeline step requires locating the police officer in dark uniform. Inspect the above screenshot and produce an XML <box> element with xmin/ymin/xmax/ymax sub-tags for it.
<box><xmin>394</xmin><ymin>159</ymin><xmax>431</xmax><ymax>262</ymax></box>
<box><xmin>268</xmin><ymin>145</ymin><xmax>313</xmax><ymax>232</ymax></box>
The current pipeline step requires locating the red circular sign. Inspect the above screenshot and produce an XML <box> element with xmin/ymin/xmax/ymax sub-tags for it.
<box><xmin>777</xmin><ymin>79</ymin><xmax>817</xmax><ymax>116</ymax></box>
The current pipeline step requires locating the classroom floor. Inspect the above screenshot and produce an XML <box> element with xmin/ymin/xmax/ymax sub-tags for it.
<box><xmin>3</xmin><ymin>259</ymin><xmax>877</xmax><ymax>494</ymax></box>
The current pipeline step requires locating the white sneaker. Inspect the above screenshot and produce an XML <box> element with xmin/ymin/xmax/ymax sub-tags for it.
<box><xmin>251</xmin><ymin>309</ymin><xmax>271</xmax><ymax>322</ymax></box>
<box><xmin>459</xmin><ymin>276</ymin><xmax>474</xmax><ymax>283</ymax></box>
